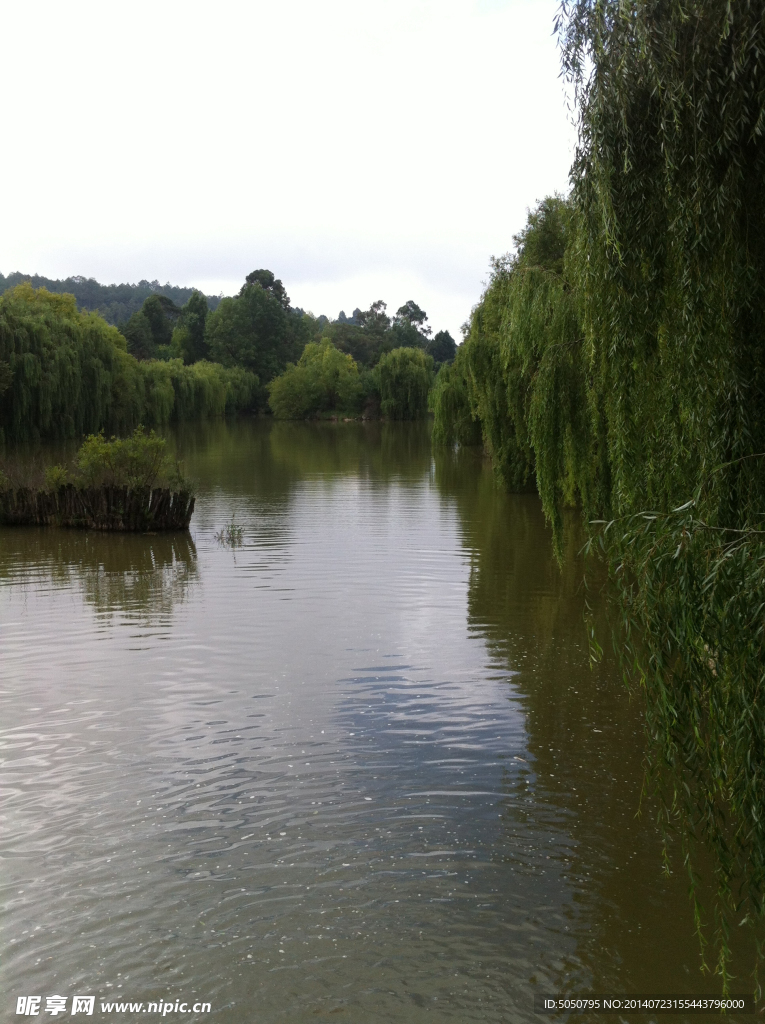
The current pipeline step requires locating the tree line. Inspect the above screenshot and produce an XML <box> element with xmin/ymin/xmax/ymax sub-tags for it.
<box><xmin>0</xmin><ymin>285</ymin><xmax>257</xmax><ymax>441</ymax></box>
<box><xmin>0</xmin><ymin>271</ymin><xmax>222</xmax><ymax>327</ymax></box>
<box><xmin>114</xmin><ymin>268</ymin><xmax>455</xmax><ymax>419</ymax></box>
<box><xmin>0</xmin><ymin>268</ymin><xmax>456</xmax><ymax>440</ymax></box>
<box><xmin>432</xmin><ymin>0</ymin><xmax>765</xmax><ymax>980</ymax></box>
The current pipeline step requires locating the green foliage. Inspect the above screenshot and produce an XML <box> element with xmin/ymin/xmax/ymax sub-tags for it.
<box><xmin>215</xmin><ymin>518</ymin><xmax>245</xmax><ymax>547</ymax></box>
<box><xmin>267</xmin><ymin>364</ymin><xmax>321</xmax><ymax>420</ymax></box>
<box><xmin>322</xmin><ymin>299</ymin><xmax>454</xmax><ymax>372</ymax></box>
<box><xmin>121</xmin><ymin>310</ymin><xmax>155</xmax><ymax>360</ymax></box>
<box><xmin>555</xmin><ymin>0</ymin><xmax>765</xmax><ymax>977</ymax></box>
<box><xmin>178</xmin><ymin>290</ymin><xmax>209</xmax><ymax>364</ymax></box>
<box><xmin>432</xmin><ymin>194</ymin><xmax>600</xmax><ymax>514</ymax></box>
<box><xmin>389</xmin><ymin>300</ymin><xmax>432</xmax><ymax>350</ymax></box>
<box><xmin>121</xmin><ymin>295</ymin><xmax>181</xmax><ymax>361</ymax></box>
<box><xmin>587</xmin><ymin>494</ymin><xmax>765</xmax><ymax>977</ymax></box>
<box><xmin>143</xmin><ymin>295</ymin><xmax>180</xmax><ymax>349</ymax></box>
<box><xmin>244</xmin><ymin>269</ymin><xmax>290</xmax><ymax>309</ymax></box>
<box><xmin>0</xmin><ymin>285</ymin><xmax>258</xmax><ymax>441</ymax></box>
<box><xmin>0</xmin><ymin>284</ymin><xmax>129</xmax><ymax>441</ymax></box>
<box><xmin>431</xmin><ymin>0</ymin><xmax>765</xmax><ymax>981</ymax></box>
<box><xmin>355</xmin><ymin>299</ymin><xmax>391</xmax><ymax>337</ymax></box>
<box><xmin>427</xmin><ymin>330</ymin><xmax>457</xmax><ymax>366</ymax></box>
<box><xmin>76</xmin><ymin>426</ymin><xmax>180</xmax><ymax>489</ymax></box>
<box><xmin>0</xmin><ymin>358</ymin><xmax>12</xmax><ymax>396</ymax></box>
<box><xmin>45</xmin><ymin>464</ymin><xmax>70</xmax><ymax>490</ymax></box>
<box><xmin>326</xmin><ymin>320</ymin><xmax>386</xmax><ymax>368</ymax></box>
<box><xmin>436</xmin><ymin>230</ymin><xmax>550</xmax><ymax>493</ymax></box>
<box><xmin>430</xmin><ymin>345</ymin><xmax>482</xmax><ymax>447</ymax></box>
<box><xmin>395</xmin><ymin>300</ymin><xmax>429</xmax><ymax>333</ymax></box>
<box><xmin>376</xmin><ymin>347</ymin><xmax>433</xmax><ymax>420</ymax></box>
<box><xmin>268</xmin><ymin>339</ymin><xmax>363</xmax><ymax>419</ymax></box>
<box><xmin>206</xmin><ymin>280</ymin><xmax>298</xmax><ymax>384</ymax></box>
<box><xmin>0</xmin><ymin>272</ymin><xmax>220</xmax><ymax>326</ymax></box>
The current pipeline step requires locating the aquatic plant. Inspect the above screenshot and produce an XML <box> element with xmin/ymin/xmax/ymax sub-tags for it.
<box><xmin>215</xmin><ymin>519</ymin><xmax>245</xmax><ymax>547</ymax></box>
<box><xmin>44</xmin><ymin>465</ymin><xmax>70</xmax><ymax>490</ymax></box>
<box><xmin>0</xmin><ymin>429</ymin><xmax>194</xmax><ymax>531</ymax></box>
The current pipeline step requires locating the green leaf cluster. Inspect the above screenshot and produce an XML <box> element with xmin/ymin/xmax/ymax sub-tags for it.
<box><xmin>433</xmin><ymin>196</ymin><xmax>583</xmax><ymax>505</ymax></box>
<box><xmin>76</xmin><ymin>426</ymin><xmax>181</xmax><ymax>490</ymax></box>
<box><xmin>0</xmin><ymin>284</ymin><xmax>258</xmax><ymax>441</ymax></box>
<box><xmin>206</xmin><ymin>279</ymin><xmax>305</xmax><ymax>386</ymax></box>
<box><xmin>0</xmin><ymin>272</ymin><xmax>221</xmax><ymax>327</ymax></box>
<box><xmin>432</xmin><ymin>0</ymin><xmax>765</xmax><ymax>980</ymax></box>
<box><xmin>376</xmin><ymin>347</ymin><xmax>434</xmax><ymax>420</ymax></box>
<box><xmin>267</xmin><ymin>339</ymin><xmax>365</xmax><ymax>419</ymax></box>
<box><xmin>268</xmin><ymin>341</ymin><xmax>435</xmax><ymax>422</ymax></box>
<box><xmin>558</xmin><ymin>0</ymin><xmax>765</xmax><ymax>977</ymax></box>
<box><xmin>323</xmin><ymin>300</ymin><xmax>456</xmax><ymax>370</ymax></box>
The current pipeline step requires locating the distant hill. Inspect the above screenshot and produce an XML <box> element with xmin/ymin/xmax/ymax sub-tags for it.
<box><xmin>0</xmin><ymin>272</ymin><xmax>222</xmax><ymax>326</ymax></box>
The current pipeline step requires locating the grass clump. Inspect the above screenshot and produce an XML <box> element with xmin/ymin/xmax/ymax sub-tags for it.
<box><xmin>215</xmin><ymin>519</ymin><xmax>244</xmax><ymax>547</ymax></box>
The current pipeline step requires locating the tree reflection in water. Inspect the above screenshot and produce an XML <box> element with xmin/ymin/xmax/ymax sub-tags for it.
<box><xmin>0</xmin><ymin>527</ymin><xmax>198</xmax><ymax>620</ymax></box>
<box><xmin>433</xmin><ymin>443</ymin><xmax>759</xmax><ymax>995</ymax></box>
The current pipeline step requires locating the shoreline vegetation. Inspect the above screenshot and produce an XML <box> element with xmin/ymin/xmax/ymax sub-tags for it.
<box><xmin>0</xmin><ymin>272</ymin><xmax>455</xmax><ymax>443</ymax></box>
<box><xmin>431</xmin><ymin>0</ymin><xmax>765</xmax><ymax>986</ymax></box>
<box><xmin>0</xmin><ymin>428</ymin><xmax>194</xmax><ymax>532</ymax></box>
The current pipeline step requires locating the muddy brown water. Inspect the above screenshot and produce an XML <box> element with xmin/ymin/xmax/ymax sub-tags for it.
<box><xmin>0</xmin><ymin>420</ymin><xmax>754</xmax><ymax>1022</ymax></box>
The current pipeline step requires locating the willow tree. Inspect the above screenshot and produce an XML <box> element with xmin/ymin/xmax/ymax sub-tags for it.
<box><xmin>0</xmin><ymin>285</ymin><xmax>258</xmax><ymax>440</ymax></box>
<box><xmin>558</xmin><ymin>0</ymin><xmax>765</xmax><ymax>980</ymax></box>
<box><xmin>376</xmin><ymin>347</ymin><xmax>434</xmax><ymax>420</ymax></box>
<box><xmin>430</xmin><ymin>343</ymin><xmax>482</xmax><ymax>449</ymax></box>
<box><xmin>432</xmin><ymin>196</ymin><xmax>585</xmax><ymax>504</ymax></box>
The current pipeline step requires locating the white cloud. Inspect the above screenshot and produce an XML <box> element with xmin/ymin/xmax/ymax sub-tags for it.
<box><xmin>1</xmin><ymin>0</ymin><xmax>574</xmax><ymax>338</ymax></box>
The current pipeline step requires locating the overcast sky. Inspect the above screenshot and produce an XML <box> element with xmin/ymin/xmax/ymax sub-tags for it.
<box><xmin>1</xmin><ymin>0</ymin><xmax>575</xmax><ymax>339</ymax></box>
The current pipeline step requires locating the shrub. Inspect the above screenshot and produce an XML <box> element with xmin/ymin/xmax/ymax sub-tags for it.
<box><xmin>45</xmin><ymin>465</ymin><xmax>70</xmax><ymax>490</ymax></box>
<box><xmin>75</xmin><ymin>427</ymin><xmax>184</xmax><ymax>490</ymax></box>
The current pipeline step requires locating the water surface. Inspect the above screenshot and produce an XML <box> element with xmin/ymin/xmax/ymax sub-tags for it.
<box><xmin>0</xmin><ymin>420</ymin><xmax>747</xmax><ymax>1022</ymax></box>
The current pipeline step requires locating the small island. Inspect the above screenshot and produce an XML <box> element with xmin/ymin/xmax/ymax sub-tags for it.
<box><xmin>0</xmin><ymin>428</ymin><xmax>194</xmax><ymax>531</ymax></box>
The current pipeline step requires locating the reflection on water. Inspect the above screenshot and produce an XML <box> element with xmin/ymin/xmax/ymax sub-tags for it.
<box><xmin>0</xmin><ymin>420</ymin><xmax>756</xmax><ymax>1023</ymax></box>
<box><xmin>268</xmin><ymin>420</ymin><xmax>433</xmax><ymax>481</ymax></box>
<box><xmin>0</xmin><ymin>529</ymin><xmax>197</xmax><ymax>620</ymax></box>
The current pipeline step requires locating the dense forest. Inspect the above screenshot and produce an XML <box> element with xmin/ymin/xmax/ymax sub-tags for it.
<box><xmin>0</xmin><ymin>266</ymin><xmax>456</xmax><ymax>440</ymax></box>
<box><xmin>0</xmin><ymin>272</ymin><xmax>222</xmax><ymax>326</ymax></box>
<box><xmin>432</xmin><ymin>0</ymin><xmax>765</xmax><ymax>982</ymax></box>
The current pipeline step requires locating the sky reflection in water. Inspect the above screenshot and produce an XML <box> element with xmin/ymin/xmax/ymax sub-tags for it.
<box><xmin>0</xmin><ymin>421</ymin><xmax>738</xmax><ymax>1023</ymax></box>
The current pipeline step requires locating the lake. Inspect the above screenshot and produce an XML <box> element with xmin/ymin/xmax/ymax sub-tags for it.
<box><xmin>0</xmin><ymin>420</ymin><xmax>744</xmax><ymax>1022</ymax></box>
